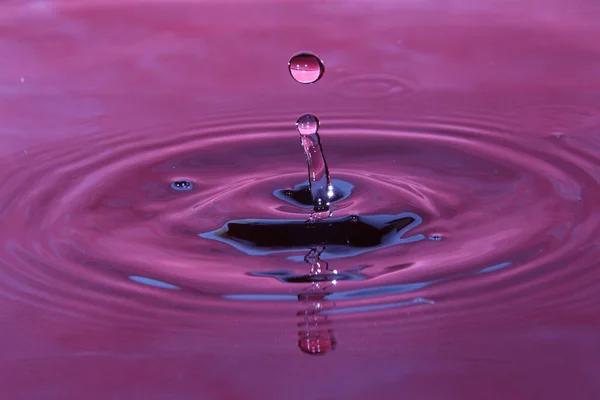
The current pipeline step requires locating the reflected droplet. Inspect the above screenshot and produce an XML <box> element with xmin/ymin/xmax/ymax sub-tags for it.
<box><xmin>296</xmin><ymin>114</ymin><xmax>320</xmax><ymax>136</ymax></box>
<box><xmin>299</xmin><ymin>331</ymin><xmax>337</xmax><ymax>355</ymax></box>
<box><xmin>288</xmin><ymin>52</ymin><xmax>325</xmax><ymax>84</ymax></box>
<box><xmin>171</xmin><ymin>180</ymin><xmax>193</xmax><ymax>191</ymax></box>
<box><xmin>308</xmin><ymin>209</ymin><xmax>332</xmax><ymax>223</ymax></box>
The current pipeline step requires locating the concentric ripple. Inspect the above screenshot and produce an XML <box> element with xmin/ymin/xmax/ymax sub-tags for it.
<box><xmin>327</xmin><ymin>73</ymin><xmax>420</xmax><ymax>100</ymax></box>
<box><xmin>0</xmin><ymin>112</ymin><xmax>599</xmax><ymax>329</ymax></box>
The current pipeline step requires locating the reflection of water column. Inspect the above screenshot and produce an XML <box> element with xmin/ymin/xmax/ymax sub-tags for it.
<box><xmin>297</xmin><ymin>247</ymin><xmax>337</xmax><ymax>355</ymax></box>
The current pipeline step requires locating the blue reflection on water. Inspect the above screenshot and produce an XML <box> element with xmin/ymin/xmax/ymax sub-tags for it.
<box><xmin>322</xmin><ymin>297</ymin><xmax>435</xmax><ymax>315</ymax></box>
<box><xmin>272</xmin><ymin>179</ymin><xmax>354</xmax><ymax>207</ymax></box>
<box><xmin>222</xmin><ymin>261</ymin><xmax>512</xmax><ymax>304</ymax></box>
<box><xmin>129</xmin><ymin>276</ymin><xmax>180</xmax><ymax>290</ymax></box>
<box><xmin>327</xmin><ymin>261</ymin><xmax>512</xmax><ymax>301</ymax></box>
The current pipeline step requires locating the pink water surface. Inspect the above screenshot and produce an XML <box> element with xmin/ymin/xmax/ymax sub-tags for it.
<box><xmin>1</xmin><ymin>0</ymin><xmax>600</xmax><ymax>399</ymax></box>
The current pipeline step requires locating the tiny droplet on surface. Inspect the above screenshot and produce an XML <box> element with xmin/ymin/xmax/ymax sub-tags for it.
<box><xmin>429</xmin><ymin>234</ymin><xmax>444</xmax><ymax>241</ymax></box>
<box><xmin>288</xmin><ymin>52</ymin><xmax>325</xmax><ymax>84</ymax></box>
<box><xmin>296</xmin><ymin>114</ymin><xmax>320</xmax><ymax>136</ymax></box>
<box><xmin>171</xmin><ymin>180</ymin><xmax>193</xmax><ymax>191</ymax></box>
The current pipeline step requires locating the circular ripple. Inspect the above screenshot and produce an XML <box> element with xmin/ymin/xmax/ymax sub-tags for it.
<box><xmin>327</xmin><ymin>73</ymin><xmax>420</xmax><ymax>100</ymax></box>
<box><xmin>0</xmin><ymin>113</ymin><xmax>599</xmax><ymax>328</ymax></box>
<box><xmin>515</xmin><ymin>103</ymin><xmax>599</xmax><ymax>133</ymax></box>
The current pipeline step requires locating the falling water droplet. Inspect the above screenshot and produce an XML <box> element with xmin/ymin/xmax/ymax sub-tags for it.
<box><xmin>288</xmin><ymin>52</ymin><xmax>325</xmax><ymax>84</ymax></box>
<box><xmin>171</xmin><ymin>180</ymin><xmax>193</xmax><ymax>191</ymax></box>
<box><xmin>296</xmin><ymin>114</ymin><xmax>334</xmax><ymax>222</ymax></box>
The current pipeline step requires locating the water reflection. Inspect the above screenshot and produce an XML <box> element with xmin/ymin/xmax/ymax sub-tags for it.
<box><xmin>228</xmin><ymin>257</ymin><xmax>514</xmax><ymax>353</ymax></box>
<box><xmin>297</xmin><ymin>246</ymin><xmax>337</xmax><ymax>355</ymax></box>
<box><xmin>297</xmin><ymin>291</ymin><xmax>337</xmax><ymax>355</ymax></box>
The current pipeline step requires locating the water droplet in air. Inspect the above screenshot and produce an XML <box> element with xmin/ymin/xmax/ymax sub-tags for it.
<box><xmin>296</xmin><ymin>114</ymin><xmax>320</xmax><ymax>136</ymax></box>
<box><xmin>171</xmin><ymin>180</ymin><xmax>193</xmax><ymax>191</ymax></box>
<box><xmin>288</xmin><ymin>52</ymin><xmax>325</xmax><ymax>84</ymax></box>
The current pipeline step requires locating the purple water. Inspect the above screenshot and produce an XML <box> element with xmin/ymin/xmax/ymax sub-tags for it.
<box><xmin>1</xmin><ymin>1</ymin><xmax>600</xmax><ymax>399</ymax></box>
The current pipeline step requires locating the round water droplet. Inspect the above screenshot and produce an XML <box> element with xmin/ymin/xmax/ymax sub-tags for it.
<box><xmin>171</xmin><ymin>180</ymin><xmax>193</xmax><ymax>191</ymax></box>
<box><xmin>296</xmin><ymin>114</ymin><xmax>320</xmax><ymax>136</ymax></box>
<box><xmin>288</xmin><ymin>52</ymin><xmax>325</xmax><ymax>84</ymax></box>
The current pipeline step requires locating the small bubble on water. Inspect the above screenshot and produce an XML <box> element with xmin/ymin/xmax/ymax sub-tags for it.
<box><xmin>296</xmin><ymin>114</ymin><xmax>320</xmax><ymax>136</ymax></box>
<box><xmin>288</xmin><ymin>52</ymin><xmax>325</xmax><ymax>84</ymax></box>
<box><xmin>429</xmin><ymin>234</ymin><xmax>444</xmax><ymax>241</ymax></box>
<box><xmin>171</xmin><ymin>180</ymin><xmax>193</xmax><ymax>191</ymax></box>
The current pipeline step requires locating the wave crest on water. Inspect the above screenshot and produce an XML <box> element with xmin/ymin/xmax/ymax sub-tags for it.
<box><xmin>0</xmin><ymin>111</ymin><xmax>598</xmax><ymax>334</ymax></box>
